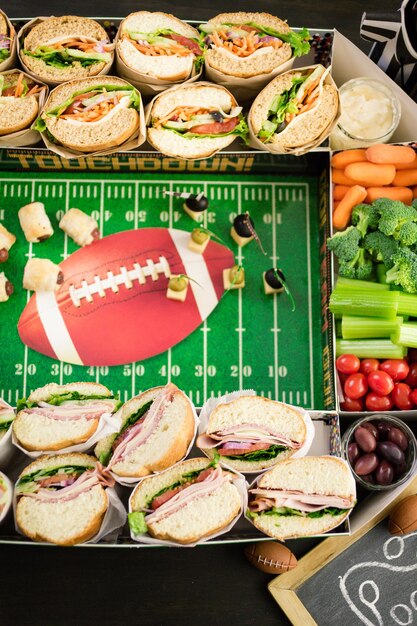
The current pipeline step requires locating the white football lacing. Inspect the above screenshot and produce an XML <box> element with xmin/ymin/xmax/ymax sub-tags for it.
<box><xmin>69</xmin><ymin>256</ymin><xmax>171</xmax><ymax>307</ymax></box>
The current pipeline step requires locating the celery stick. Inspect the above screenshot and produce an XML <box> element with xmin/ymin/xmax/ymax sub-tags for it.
<box><xmin>335</xmin><ymin>319</ymin><xmax>342</xmax><ymax>338</ymax></box>
<box><xmin>392</xmin><ymin>322</ymin><xmax>417</xmax><ymax>348</ymax></box>
<box><xmin>336</xmin><ymin>339</ymin><xmax>407</xmax><ymax>359</ymax></box>
<box><xmin>330</xmin><ymin>290</ymin><xmax>399</xmax><ymax>318</ymax></box>
<box><xmin>335</xmin><ymin>277</ymin><xmax>389</xmax><ymax>291</ymax></box>
<box><xmin>397</xmin><ymin>292</ymin><xmax>417</xmax><ymax>317</ymax></box>
<box><xmin>342</xmin><ymin>316</ymin><xmax>403</xmax><ymax>339</ymax></box>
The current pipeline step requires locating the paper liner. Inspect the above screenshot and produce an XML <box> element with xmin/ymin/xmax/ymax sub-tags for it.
<box><xmin>106</xmin><ymin>387</ymin><xmax>200</xmax><ymax>487</ymax></box>
<box><xmin>37</xmin><ymin>75</ymin><xmax>147</xmax><ymax>159</ymax></box>
<box><xmin>13</xmin><ymin>484</ymin><xmax>127</xmax><ymax>545</ymax></box>
<box><xmin>0</xmin><ymin>11</ymin><xmax>17</xmax><ymax>72</ymax></box>
<box><xmin>204</xmin><ymin>53</ymin><xmax>294</xmax><ymax>104</ymax></box>
<box><xmin>0</xmin><ymin>399</ymin><xmax>16</xmax><ymax>468</ymax></box>
<box><xmin>145</xmin><ymin>80</ymin><xmax>240</xmax><ymax>160</ymax></box>
<box><xmin>0</xmin><ymin>471</ymin><xmax>12</xmax><ymax>524</ymax></box>
<box><xmin>128</xmin><ymin>464</ymin><xmax>248</xmax><ymax>547</ymax></box>
<box><xmin>17</xmin><ymin>17</ymin><xmax>114</xmax><ymax>88</ymax></box>
<box><xmin>12</xmin><ymin>410</ymin><xmax>121</xmax><ymax>459</ymax></box>
<box><xmin>114</xmin><ymin>25</ymin><xmax>203</xmax><ymax>99</ymax></box>
<box><xmin>197</xmin><ymin>389</ymin><xmax>314</xmax><ymax>473</ymax></box>
<box><xmin>244</xmin><ymin>455</ymin><xmax>357</xmax><ymax>537</ymax></box>
<box><xmin>0</xmin><ymin>69</ymin><xmax>48</xmax><ymax>148</ymax></box>
<box><xmin>248</xmin><ymin>64</ymin><xmax>341</xmax><ymax>156</ymax></box>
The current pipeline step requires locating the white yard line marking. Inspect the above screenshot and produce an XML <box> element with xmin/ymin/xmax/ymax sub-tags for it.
<box><xmin>167</xmin><ymin>182</ymin><xmax>174</xmax><ymax>384</ymax></box>
<box><xmin>272</xmin><ymin>183</ymin><xmax>279</xmax><ymax>401</ymax></box>
<box><xmin>22</xmin><ymin>182</ymin><xmax>36</xmax><ymax>397</ymax></box>
<box><xmin>203</xmin><ymin>181</ymin><xmax>208</xmax><ymax>403</ymax></box>
<box><xmin>305</xmin><ymin>185</ymin><xmax>314</xmax><ymax>408</ymax></box>
<box><xmin>237</xmin><ymin>184</ymin><xmax>243</xmax><ymax>391</ymax></box>
<box><xmin>60</xmin><ymin>181</ymin><xmax>70</xmax><ymax>385</ymax></box>
<box><xmin>132</xmin><ymin>181</ymin><xmax>139</xmax><ymax>397</ymax></box>
<box><xmin>95</xmin><ymin>182</ymin><xmax>106</xmax><ymax>386</ymax></box>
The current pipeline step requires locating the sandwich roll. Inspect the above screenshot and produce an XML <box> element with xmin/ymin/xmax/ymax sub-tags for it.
<box><xmin>14</xmin><ymin>453</ymin><xmax>126</xmax><ymax>545</ymax></box>
<box><xmin>249</xmin><ymin>65</ymin><xmax>340</xmax><ymax>156</ymax></box>
<box><xmin>0</xmin><ymin>400</ymin><xmax>15</xmax><ymax>468</ymax></box>
<box><xmin>116</xmin><ymin>11</ymin><xmax>204</xmax><ymax>96</ymax></box>
<box><xmin>18</xmin><ymin>16</ymin><xmax>114</xmax><ymax>87</ymax></box>
<box><xmin>0</xmin><ymin>471</ymin><xmax>12</xmax><ymax>523</ymax></box>
<box><xmin>146</xmin><ymin>81</ymin><xmax>248</xmax><ymax>160</ymax></box>
<box><xmin>197</xmin><ymin>391</ymin><xmax>314</xmax><ymax>472</ymax></box>
<box><xmin>12</xmin><ymin>382</ymin><xmax>122</xmax><ymax>456</ymax></box>
<box><xmin>0</xmin><ymin>10</ymin><xmax>17</xmax><ymax>72</ymax></box>
<box><xmin>246</xmin><ymin>456</ymin><xmax>356</xmax><ymax>540</ymax></box>
<box><xmin>34</xmin><ymin>75</ymin><xmax>146</xmax><ymax>158</ymax></box>
<box><xmin>128</xmin><ymin>456</ymin><xmax>247</xmax><ymax>545</ymax></box>
<box><xmin>95</xmin><ymin>383</ymin><xmax>197</xmax><ymax>485</ymax></box>
<box><xmin>200</xmin><ymin>12</ymin><xmax>310</xmax><ymax>101</ymax></box>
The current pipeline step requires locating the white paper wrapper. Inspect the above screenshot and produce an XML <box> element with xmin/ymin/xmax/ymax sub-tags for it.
<box><xmin>0</xmin><ymin>471</ymin><xmax>13</xmax><ymax>523</ymax></box>
<box><xmin>115</xmin><ymin>25</ymin><xmax>203</xmax><ymax>98</ymax></box>
<box><xmin>0</xmin><ymin>399</ymin><xmax>16</xmax><ymax>468</ymax></box>
<box><xmin>244</xmin><ymin>455</ymin><xmax>357</xmax><ymax>536</ymax></box>
<box><xmin>248</xmin><ymin>64</ymin><xmax>341</xmax><ymax>156</ymax></box>
<box><xmin>128</xmin><ymin>464</ymin><xmax>248</xmax><ymax>547</ymax></box>
<box><xmin>37</xmin><ymin>75</ymin><xmax>147</xmax><ymax>159</ymax></box>
<box><xmin>0</xmin><ymin>70</ymin><xmax>48</xmax><ymax>148</ymax></box>
<box><xmin>0</xmin><ymin>11</ymin><xmax>17</xmax><ymax>72</ymax></box>
<box><xmin>107</xmin><ymin>387</ymin><xmax>200</xmax><ymax>487</ymax></box>
<box><xmin>204</xmin><ymin>53</ymin><xmax>294</xmax><ymax>104</ymax></box>
<box><xmin>17</xmin><ymin>17</ymin><xmax>114</xmax><ymax>88</ymax></box>
<box><xmin>197</xmin><ymin>389</ymin><xmax>314</xmax><ymax>473</ymax></box>
<box><xmin>13</xmin><ymin>485</ymin><xmax>127</xmax><ymax>545</ymax></box>
<box><xmin>12</xmin><ymin>410</ymin><xmax>121</xmax><ymax>459</ymax></box>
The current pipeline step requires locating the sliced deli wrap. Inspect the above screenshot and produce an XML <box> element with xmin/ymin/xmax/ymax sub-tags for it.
<box><xmin>248</xmin><ymin>64</ymin><xmax>340</xmax><ymax>155</ymax></box>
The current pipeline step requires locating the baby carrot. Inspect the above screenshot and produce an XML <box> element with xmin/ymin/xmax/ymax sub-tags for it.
<box><xmin>333</xmin><ymin>185</ymin><xmax>367</xmax><ymax>230</ymax></box>
<box><xmin>394</xmin><ymin>154</ymin><xmax>417</xmax><ymax>170</ymax></box>
<box><xmin>366</xmin><ymin>186</ymin><xmax>413</xmax><ymax>204</ymax></box>
<box><xmin>412</xmin><ymin>186</ymin><xmax>417</xmax><ymax>199</ymax></box>
<box><xmin>332</xmin><ymin>168</ymin><xmax>357</xmax><ymax>186</ymax></box>
<box><xmin>333</xmin><ymin>185</ymin><xmax>350</xmax><ymax>201</ymax></box>
<box><xmin>345</xmin><ymin>162</ymin><xmax>396</xmax><ymax>186</ymax></box>
<box><xmin>333</xmin><ymin>200</ymin><xmax>340</xmax><ymax>213</ymax></box>
<box><xmin>393</xmin><ymin>169</ymin><xmax>417</xmax><ymax>187</ymax></box>
<box><xmin>365</xmin><ymin>144</ymin><xmax>416</xmax><ymax>164</ymax></box>
<box><xmin>331</xmin><ymin>149</ymin><xmax>367</xmax><ymax>169</ymax></box>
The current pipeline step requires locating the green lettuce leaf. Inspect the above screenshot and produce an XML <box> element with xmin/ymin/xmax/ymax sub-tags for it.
<box><xmin>23</xmin><ymin>46</ymin><xmax>110</xmax><ymax>69</ymax></box>
<box><xmin>45</xmin><ymin>85</ymin><xmax>141</xmax><ymax>119</ymax></box>
<box><xmin>17</xmin><ymin>391</ymin><xmax>120</xmax><ymax>411</ymax></box>
<box><xmin>128</xmin><ymin>511</ymin><xmax>148</xmax><ymax>535</ymax></box>
<box><xmin>32</xmin><ymin>117</ymin><xmax>47</xmax><ymax>132</ymax></box>
<box><xmin>248</xmin><ymin>506</ymin><xmax>348</xmax><ymax>519</ymax></box>
<box><xmin>246</xmin><ymin>23</ymin><xmax>311</xmax><ymax>57</ymax></box>
<box><xmin>16</xmin><ymin>464</ymin><xmax>92</xmax><ymax>493</ymax></box>
<box><xmin>0</xmin><ymin>49</ymin><xmax>9</xmax><ymax>63</ymax></box>
<box><xmin>258</xmin><ymin>76</ymin><xmax>306</xmax><ymax>141</ymax></box>
<box><xmin>0</xmin><ymin>420</ymin><xmax>13</xmax><ymax>431</ymax></box>
<box><xmin>224</xmin><ymin>444</ymin><xmax>288</xmax><ymax>462</ymax></box>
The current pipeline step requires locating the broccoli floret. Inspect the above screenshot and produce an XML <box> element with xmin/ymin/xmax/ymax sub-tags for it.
<box><xmin>351</xmin><ymin>203</ymin><xmax>380</xmax><ymax>237</ymax></box>
<box><xmin>386</xmin><ymin>247</ymin><xmax>417</xmax><ymax>293</ymax></box>
<box><xmin>397</xmin><ymin>221</ymin><xmax>417</xmax><ymax>246</ymax></box>
<box><xmin>363</xmin><ymin>231</ymin><xmax>400</xmax><ymax>268</ymax></box>
<box><xmin>338</xmin><ymin>248</ymin><xmax>374</xmax><ymax>280</ymax></box>
<box><xmin>327</xmin><ymin>226</ymin><xmax>361</xmax><ymax>261</ymax></box>
<box><xmin>376</xmin><ymin>198</ymin><xmax>417</xmax><ymax>238</ymax></box>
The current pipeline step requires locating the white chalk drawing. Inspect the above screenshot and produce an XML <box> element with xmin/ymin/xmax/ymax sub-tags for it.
<box><xmin>339</xmin><ymin>532</ymin><xmax>417</xmax><ymax>625</ymax></box>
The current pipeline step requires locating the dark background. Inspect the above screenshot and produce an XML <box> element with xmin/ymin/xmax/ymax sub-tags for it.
<box><xmin>0</xmin><ymin>1</ymin><xmax>401</xmax><ymax>625</ymax></box>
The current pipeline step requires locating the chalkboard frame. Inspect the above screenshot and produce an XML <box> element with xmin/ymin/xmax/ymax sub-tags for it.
<box><xmin>268</xmin><ymin>474</ymin><xmax>417</xmax><ymax>626</ymax></box>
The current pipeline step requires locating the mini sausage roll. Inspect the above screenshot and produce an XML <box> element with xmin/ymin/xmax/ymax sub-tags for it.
<box><xmin>23</xmin><ymin>258</ymin><xmax>63</xmax><ymax>292</ymax></box>
<box><xmin>0</xmin><ymin>271</ymin><xmax>13</xmax><ymax>301</ymax></box>
<box><xmin>18</xmin><ymin>202</ymin><xmax>53</xmax><ymax>243</ymax></box>
<box><xmin>59</xmin><ymin>208</ymin><xmax>100</xmax><ymax>247</ymax></box>
<box><xmin>0</xmin><ymin>223</ymin><xmax>16</xmax><ymax>262</ymax></box>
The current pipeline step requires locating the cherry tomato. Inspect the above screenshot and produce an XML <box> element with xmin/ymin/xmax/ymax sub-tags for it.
<box><xmin>336</xmin><ymin>354</ymin><xmax>360</xmax><ymax>375</ymax></box>
<box><xmin>360</xmin><ymin>358</ymin><xmax>380</xmax><ymax>375</ymax></box>
<box><xmin>338</xmin><ymin>372</ymin><xmax>348</xmax><ymax>387</ymax></box>
<box><xmin>367</xmin><ymin>370</ymin><xmax>394</xmax><ymax>396</ymax></box>
<box><xmin>365</xmin><ymin>392</ymin><xmax>393</xmax><ymax>412</ymax></box>
<box><xmin>403</xmin><ymin>362</ymin><xmax>417</xmax><ymax>388</ymax></box>
<box><xmin>379</xmin><ymin>359</ymin><xmax>409</xmax><ymax>382</ymax></box>
<box><xmin>410</xmin><ymin>389</ymin><xmax>417</xmax><ymax>406</ymax></box>
<box><xmin>344</xmin><ymin>373</ymin><xmax>368</xmax><ymax>400</ymax></box>
<box><xmin>390</xmin><ymin>382</ymin><xmax>414</xmax><ymax>410</ymax></box>
<box><xmin>340</xmin><ymin>397</ymin><xmax>364</xmax><ymax>412</ymax></box>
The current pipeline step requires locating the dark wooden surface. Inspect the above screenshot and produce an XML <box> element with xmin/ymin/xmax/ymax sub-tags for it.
<box><xmin>0</xmin><ymin>1</ymin><xmax>401</xmax><ymax>625</ymax></box>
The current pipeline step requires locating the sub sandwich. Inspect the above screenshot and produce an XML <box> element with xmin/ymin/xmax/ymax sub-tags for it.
<box><xmin>0</xmin><ymin>470</ymin><xmax>12</xmax><ymax>522</ymax></box>
<box><xmin>197</xmin><ymin>395</ymin><xmax>313</xmax><ymax>472</ymax></box>
<box><xmin>118</xmin><ymin>11</ymin><xmax>204</xmax><ymax>82</ymax></box>
<box><xmin>0</xmin><ymin>398</ymin><xmax>14</xmax><ymax>441</ymax></box>
<box><xmin>34</xmin><ymin>76</ymin><xmax>142</xmax><ymax>153</ymax></box>
<box><xmin>147</xmin><ymin>82</ymin><xmax>248</xmax><ymax>159</ymax></box>
<box><xmin>19</xmin><ymin>15</ymin><xmax>114</xmax><ymax>84</ymax></box>
<box><xmin>95</xmin><ymin>383</ymin><xmax>195</xmax><ymax>479</ymax></box>
<box><xmin>13</xmin><ymin>382</ymin><xmax>120</xmax><ymax>452</ymax></box>
<box><xmin>249</xmin><ymin>65</ymin><xmax>339</xmax><ymax>150</ymax></box>
<box><xmin>0</xmin><ymin>71</ymin><xmax>46</xmax><ymax>136</ymax></box>
<box><xmin>0</xmin><ymin>11</ymin><xmax>14</xmax><ymax>66</ymax></box>
<box><xmin>15</xmin><ymin>453</ymin><xmax>115</xmax><ymax>545</ymax></box>
<box><xmin>128</xmin><ymin>456</ymin><xmax>243</xmax><ymax>544</ymax></box>
<box><xmin>200</xmin><ymin>12</ymin><xmax>310</xmax><ymax>79</ymax></box>
<box><xmin>247</xmin><ymin>456</ymin><xmax>356</xmax><ymax>540</ymax></box>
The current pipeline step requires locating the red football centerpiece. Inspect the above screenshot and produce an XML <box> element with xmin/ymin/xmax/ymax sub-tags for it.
<box><xmin>18</xmin><ymin>228</ymin><xmax>234</xmax><ymax>366</ymax></box>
